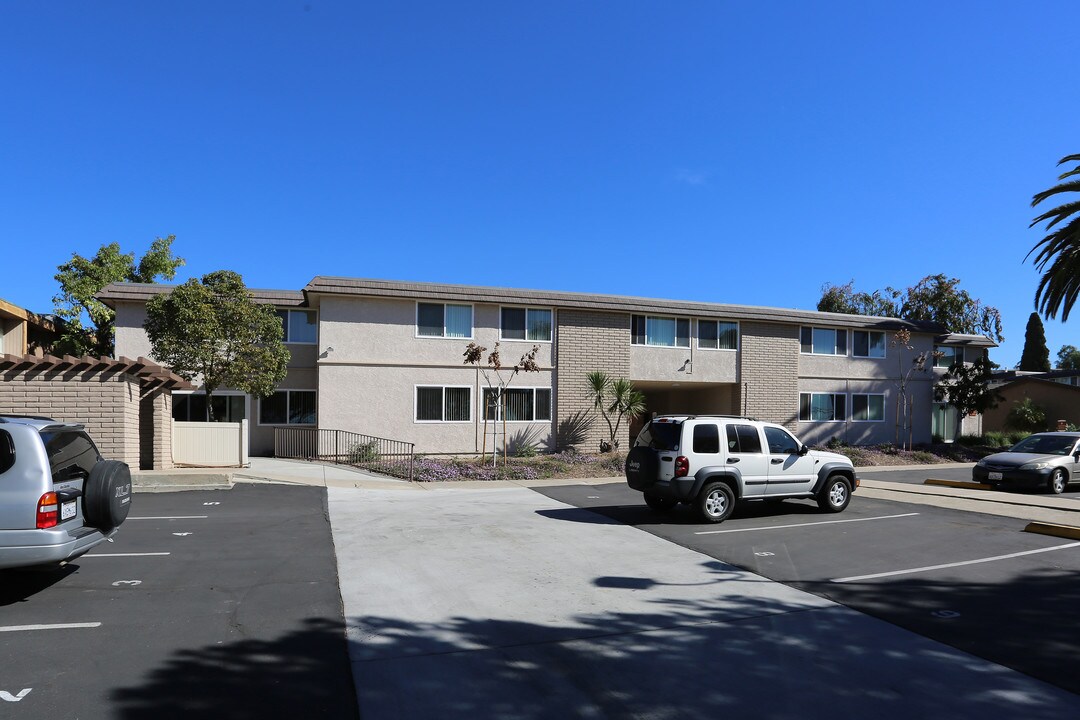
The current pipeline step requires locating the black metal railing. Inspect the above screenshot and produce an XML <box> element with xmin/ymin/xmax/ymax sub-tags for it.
<box><xmin>274</xmin><ymin>427</ymin><xmax>415</xmax><ymax>482</ymax></box>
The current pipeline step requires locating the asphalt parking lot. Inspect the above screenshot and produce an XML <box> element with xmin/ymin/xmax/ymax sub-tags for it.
<box><xmin>0</xmin><ymin>485</ymin><xmax>356</xmax><ymax>720</ymax></box>
<box><xmin>534</xmin><ymin>480</ymin><xmax>1080</xmax><ymax>695</ymax></box>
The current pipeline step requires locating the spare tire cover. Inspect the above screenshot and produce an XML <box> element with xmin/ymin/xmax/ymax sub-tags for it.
<box><xmin>625</xmin><ymin>446</ymin><xmax>659</xmax><ymax>490</ymax></box>
<box><xmin>83</xmin><ymin>460</ymin><xmax>133</xmax><ymax>530</ymax></box>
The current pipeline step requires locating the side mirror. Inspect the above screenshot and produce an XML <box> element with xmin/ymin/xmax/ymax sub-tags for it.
<box><xmin>798</xmin><ymin>444</ymin><xmax>809</xmax><ymax>456</ymax></box>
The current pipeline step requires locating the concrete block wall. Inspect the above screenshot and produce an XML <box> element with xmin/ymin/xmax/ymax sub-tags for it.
<box><xmin>738</xmin><ymin>321</ymin><xmax>800</xmax><ymax>432</ymax></box>
<box><xmin>140</xmin><ymin>390</ymin><xmax>174</xmax><ymax>470</ymax></box>
<box><xmin>554</xmin><ymin>309</ymin><xmax>631</xmax><ymax>451</ymax></box>
<box><xmin>0</xmin><ymin>368</ymin><xmax>141</xmax><ymax>466</ymax></box>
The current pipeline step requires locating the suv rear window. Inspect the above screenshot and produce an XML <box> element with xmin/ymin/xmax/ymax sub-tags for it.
<box><xmin>637</xmin><ymin>421</ymin><xmax>682</xmax><ymax>451</ymax></box>
<box><xmin>40</xmin><ymin>430</ymin><xmax>100</xmax><ymax>482</ymax></box>
<box><xmin>0</xmin><ymin>430</ymin><xmax>14</xmax><ymax>475</ymax></box>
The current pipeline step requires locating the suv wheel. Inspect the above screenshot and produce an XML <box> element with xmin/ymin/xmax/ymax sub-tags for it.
<box><xmin>697</xmin><ymin>482</ymin><xmax>734</xmax><ymax>524</ymax></box>
<box><xmin>817</xmin><ymin>475</ymin><xmax>851</xmax><ymax>513</ymax></box>
<box><xmin>643</xmin><ymin>493</ymin><xmax>677</xmax><ymax>512</ymax></box>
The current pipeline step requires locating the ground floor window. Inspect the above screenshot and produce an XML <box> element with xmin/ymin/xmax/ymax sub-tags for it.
<box><xmin>415</xmin><ymin>386</ymin><xmax>471</xmax><ymax>422</ymax></box>
<box><xmin>173</xmin><ymin>393</ymin><xmax>247</xmax><ymax>423</ymax></box>
<box><xmin>483</xmin><ymin>387</ymin><xmax>552</xmax><ymax>422</ymax></box>
<box><xmin>851</xmin><ymin>394</ymin><xmax>885</xmax><ymax>422</ymax></box>
<box><xmin>799</xmin><ymin>392</ymin><xmax>846</xmax><ymax>422</ymax></box>
<box><xmin>259</xmin><ymin>390</ymin><xmax>316</xmax><ymax>425</ymax></box>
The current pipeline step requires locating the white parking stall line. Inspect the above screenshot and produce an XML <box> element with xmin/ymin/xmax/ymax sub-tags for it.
<box><xmin>832</xmin><ymin>541</ymin><xmax>1080</xmax><ymax>583</ymax></box>
<box><xmin>695</xmin><ymin>512</ymin><xmax>920</xmax><ymax>535</ymax></box>
<box><xmin>85</xmin><ymin>552</ymin><xmax>171</xmax><ymax>558</ymax></box>
<box><xmin>127</xmin><ymin>516</ymin><xmax>209</xmax><ymax>520</ymax></box>
<box><xmin>0</xmin><ymin>622</ymin><xmax>101</xmax><ymax>633</ymax></box>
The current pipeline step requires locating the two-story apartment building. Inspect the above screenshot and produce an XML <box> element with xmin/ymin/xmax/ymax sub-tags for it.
<box><xmin>100</xmin><ymin>277</ymin><xmax>994</xmax><ymax>457</ymax></box>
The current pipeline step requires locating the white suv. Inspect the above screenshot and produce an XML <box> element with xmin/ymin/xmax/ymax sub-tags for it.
<box><xmin>624</xmin><ymin>415</ymin><xmax>857</xmax><ymax>524</ymax></box>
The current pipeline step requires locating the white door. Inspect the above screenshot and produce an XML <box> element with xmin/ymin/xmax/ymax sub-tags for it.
<box><xmin>763</xmin><ymin>425</ymin><xmax>817</xmax><ymax>496</ymax></box>
<box><xmin>724</xmin><ymin>423</ymin><xmax>769</xmax><ymax>498</ymax></box>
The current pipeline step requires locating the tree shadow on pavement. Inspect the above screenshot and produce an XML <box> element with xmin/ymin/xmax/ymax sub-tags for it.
<box><xmin>112</xmin><ymin>617</ymin><xmax>358</xmax><ymax>720</ymax></box>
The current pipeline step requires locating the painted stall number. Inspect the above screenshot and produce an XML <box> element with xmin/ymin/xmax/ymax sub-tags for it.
<box><xmin>203</xmin><ymin>502</ymin><xmax>221</xmax><ymax>506</ymax></box>
<box><xmin>1</xmin><ymin>689</ymin><xmax>31</xmax><ymax>702</ymax></box>
<box><xmin>754</xmin><ymin>551</ymin><xmax>776</xmax><ymax>557</ymax></box>
<box><xmin>112</xmin><ymin>580</ymin><xmax>143</xmax><ymax>587</ymax></box>
<box><xmin>172</xmin><ymin>532</ymin><xmax>193</xmax><ymax>537</ymax></box>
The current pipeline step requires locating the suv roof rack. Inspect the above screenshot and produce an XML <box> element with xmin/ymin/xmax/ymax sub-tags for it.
<box><xmin>0</xmin><ymin>415</ymin><xmax>57</xmax><ymax>423</ymax></box>
<box><xmin>651</xmin><ymin>414</ymin><xmax>759</xmax><ymax>422</ymax></box>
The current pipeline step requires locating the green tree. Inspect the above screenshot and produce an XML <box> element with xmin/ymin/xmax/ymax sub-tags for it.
<box><xmin>1027</xmin><ymin>154</ymin><xmax>1080</xmax><ymax>321</ymax></box>
<box><xmin>936</xmin><ymin>355</ymin><xmax>1002</xmax><ymax>433</ymax></box>
<box><xmin>816</xmin><ymin>275</ymin><xmax>1003</xmax><ymax>343</ymax></box>
<box><xmin>817</xmin><ymin>281</ymin><xmax>900</xmax><ymax>317</ymax></box>
<box><xmin>143</xmin><ymin>270</ymin><xmax>290</xmax><ymax>421</ymax></box>
<box><xmin>1018</xmin><ymin>312</ymin><xmax>1051</xmax><ymax>371</ymax></box>
<box><xmin>1004</xmin><ymin>397</ymin><xmax>1047</xmax><ymax>433</ymax></box>
<box><xmin>1056</xmin><ymin>344</ymin><xmax>1080</xmax><ymax>369</ymax></box>
<box><xmin>585</xmin><ymin>371</ymin><xmax>647</xmax><ymax>452</ymax></box>
<box><xmin>53</xmin><ymin>236</ymin><xmax>185</xmax><ymax>357</ymax></box>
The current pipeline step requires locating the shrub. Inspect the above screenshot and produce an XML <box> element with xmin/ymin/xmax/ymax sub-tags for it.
<box><xmin>1005</xmin><ymin>398</ymin><xmax>1047</xmax><ymax>433</ymax></box>
<box><xmin>825</xmin><ymin>437</ymin><xmax>848</xmax><ymax>450</ymax></box>
<box><xmin>348</xmin><ymin>440</ymin><xmax>380</xmax><ymax>465</ymax></box>
<box><xmin>955</xmin><ymin>434</ymin><xmax>984</xmax><ymax>447</ymax></box>
<box><xmin>911</xmin><ymin>451</ymin><xmax>935</xmax><ymax>463</ymax></box>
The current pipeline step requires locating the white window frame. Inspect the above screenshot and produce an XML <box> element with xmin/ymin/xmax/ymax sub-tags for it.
<box><xmin>499</xmin><ymin>306</ymin><xmax>554</xmax><ymax>343</ymax></box>
<box><xmin>798</xmin><ymin>392</ymin><xmax>847</xmax><ymax>422</ymax></box>
<box><xmin>415</xmin><ymin>302</ymin><xmax>475</xmax><ymax>340</ymax></box>
<box><xmin>800</xmin><ymin>327</ymin><xmax>848</xmax><ymax>356</ymax></box>
<box><xmin>851</xmin><ymin>393</ymin><xmax>886</xmax><ymax>423</ymax></box>
<box><xmin>851</xmin><ymin>330</ymin><xmax>886</xmax><ymax>359</ymax></box>
<box><xmin>631</xmin><ymin>314</ymin><xmax>691</xmax><ymax>348</ymax></box>
<box><xmin>258</xmin><ymin>389</ymin><xmax>317</xmax><ymax>426</ymax></box>
<box><xmin>697</xmin><ymin>319</ymin><xmax>740</xmax><ymax>351</ymax></box>
<box><xmin>414</xmin><ymin>385</ymin><xmax>473</xmax><ymax>423</ymax></box>
<box><xmin>481</xmin><ymin>386</ymin><xmax>552</xmax><ymax>423</ymax></box>
<box><xmin>276</xmin><ymin>309</ymin><xmax>318</xmax><ymax>345</ymax></box>
<box><xmin>934</xmin><ymin>345</ymin><xmax>968</xmax><ymax>368</ymax></box>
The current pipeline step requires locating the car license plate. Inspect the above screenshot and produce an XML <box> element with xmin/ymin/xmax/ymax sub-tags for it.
<box><xmin>988</xmin><ymin>472</ymin><xmax>1003</xmax><ymax>481</ymax></box>
<box><xmin>61</xmin><ymin>500</ymin><xmax>77</xmax><ymax>521</ymax></box>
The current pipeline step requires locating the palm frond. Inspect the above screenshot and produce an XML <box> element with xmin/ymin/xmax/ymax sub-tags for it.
<box><xmin>1030</xmin><ymin>199</ymin><xmax>1080</xmax><ymax>231</ymax></box>
<box><xmin>1031</xmin><ymin>180</ymin><xmax>1080</xmax><ymax>208</ymax></box>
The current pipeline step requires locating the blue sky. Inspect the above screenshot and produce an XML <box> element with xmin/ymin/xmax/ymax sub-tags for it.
<box><xmin>2</xmin><ymin>2</ymin><xmax>1077</xmax><ymax>367</ymax></box>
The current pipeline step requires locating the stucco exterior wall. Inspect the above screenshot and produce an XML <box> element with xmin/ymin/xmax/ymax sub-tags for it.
<box><xmin>982</xmin><ymin>381</ymin><xmax>1080</xmax><ymax>433</ymax></box>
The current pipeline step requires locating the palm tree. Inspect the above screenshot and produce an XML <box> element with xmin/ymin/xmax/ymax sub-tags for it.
<box><xmin>585</xmin><ymin>371</ymin><xmax>647</xmax><ymax>451</ymax></box>
<box><xmin>1028</xmin><ymin>154</ymin><xmax>1080</xmax><ymax>320</ymax></box>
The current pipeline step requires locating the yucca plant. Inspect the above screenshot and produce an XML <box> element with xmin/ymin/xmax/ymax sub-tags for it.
<box><xmin>586</xmin><ymin>371</ymin><xmax>646</xmax><ymax>451</ymax></box>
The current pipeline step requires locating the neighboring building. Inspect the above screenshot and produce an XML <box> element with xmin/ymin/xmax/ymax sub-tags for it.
<box><xmin>99</xmin><ymin>277</ymin><xmax>995</xmax><ymax>456</ymax></box>
<box><xmin>0</xmin><ymin>298</ymin><xmax>64</xmax><ymax>356</ymax></box>
<box><xmin>984</xmin><ymin>373</ymin><xmax>1080</xmax><ymax>433</ymax></box>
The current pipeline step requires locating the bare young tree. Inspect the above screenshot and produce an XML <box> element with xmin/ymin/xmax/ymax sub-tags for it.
<box><xmin>463</xmin><ymin>342</ymin><xmax>541</xmax><ymax>465</ymax></box>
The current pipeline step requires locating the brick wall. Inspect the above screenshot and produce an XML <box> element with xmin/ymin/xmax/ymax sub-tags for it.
<box><xmin>140</xmin><ymin>390</ymin><xmax>174</xmax><ymax>470</ymax></box>
<box><xmin>738</xmin><ymin>321</ymin><xmax>800</xmax><ymax>432</ymax></box>
<box><xmin>0</xmin><ymin>368</ymin><xmax>141</xmax><ymax>466</ymax></box>
<box><xmin>554</xmin><ymin>310</ymin><xmax>631</xmax><ymax>451</ymax></box>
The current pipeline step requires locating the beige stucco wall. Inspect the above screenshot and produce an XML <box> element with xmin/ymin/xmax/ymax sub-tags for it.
<box><xmin>318</xmin><ymin>364</ymin><xmax>555</xmax><ymax>454</ymax></box>
<box><xmin>630</xmin><ymin>345</ymin><xmax>737</xmax><ymax>383</ymax></box>
<box><xmin>983</xmin><ymin>381</ymin><xmax>1080</xmax><ymax>433</ymax></box>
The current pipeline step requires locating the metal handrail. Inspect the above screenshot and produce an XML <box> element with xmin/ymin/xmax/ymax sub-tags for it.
<box><xmin>273</xmin><ymin>427</ymin><xmax>414</xmax><ymax>481</ymax></box>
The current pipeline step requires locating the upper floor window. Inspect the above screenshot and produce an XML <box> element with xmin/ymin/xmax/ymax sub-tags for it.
<box><xmin>852</xmin><ymin>330</ymin><xmax>886</xmax><ymax>358</ymax></box>
<box><xmin>934</xmin><ymin>345</ymin><xmax>979</xmax><ymax>368</ymax></box>
<box><xmin>799</xmin><ymin>392</ymin><xmax>846</xmax><ymax>422</ymax></box>
<box><xmin>501</xmin><ymin>307</ymin><xmax>552</xmax><ymax>342</ymax></box>
<box><xmin>800</xmin><ymin>327</ymin><xmax>847</xmax><ymax>356</ymax></box>
<box><xmin>276</xmin><ymin>309</ymin><xmax>318</xmax><ymax>344</ymax></box>
<box><xmin>698</xmin><ymin>320</ymin><xmax>739</xmax><ymax>350</ymax></box>
<box><xmin>632</xmin><ymin>315</ymin><xmax>690</xmax><ymax>348</ymax></box>
<box><xmin>417</xmin><ymin>302</ymin><xmax>473</xmax><ymax>338</ymax></box>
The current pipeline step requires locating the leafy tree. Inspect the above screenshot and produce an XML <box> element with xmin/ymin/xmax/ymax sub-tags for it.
<box><xmin>936</xmin><ymin>355</ymin><xmax>1002</xmax><ymax>433</ymax></box>
<box><xmin>463</xmin><ymin>341</ymin><xmax>541</xmax><ymax>464</ymax></box>
<box><xmin>1027</xmin><ymin>154</ymin><xmax>1080</xmax><ymax>321</ymax></box>
<box><xmin>1057</xmin><ymin>344</ymin><xmax>1080</xmax><ymax>370</ymax></box>
<box><xmin>585</xmin><ymin>371</ymin><xmax>647</xmax><ymax>452</ymax></box>
<box><xmin>144</xmin><ymin>270</ymin><xmax>290</xmax><ymax>421</ymax></box>
<box><xmin>53</xmin><ymin>236</ymin><xmax>185</xmax><ymax>357</ymax></box>
<box><xmin>1005</xmin><ymin>397</ymin><xmax>1047</xmax><ymax>433</ymax></box>
<box><xmin>1018</xmin><ymin>312</ymin><xmax>1051</xmax><ymax>371</ymax></box>
<box><xmin>817</xmin><ymin>281</ymin><xmax>899</xmax><ymax>317</ymax></box>
<box><xmin>816</xmin><ymin>274</ymin><xmax>1004</xmax><ymax>343</ymax></box>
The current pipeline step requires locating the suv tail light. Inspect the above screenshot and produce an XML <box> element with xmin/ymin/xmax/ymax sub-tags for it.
<box><xmin>674</xmin><ymin>456</ymin><xmax>689</xmax><ymax>478</ymax></box>
<box><xmin>37</xmin><ymin>492</ymin><xmax>59</xmax><ymax>529</ymax></box>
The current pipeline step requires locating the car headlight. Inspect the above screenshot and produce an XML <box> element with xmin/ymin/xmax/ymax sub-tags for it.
<box><xmin>976</xmin><ymin>459</ymin><xmax>988</xmax><ymax>468</ymax></box>
<box><xmin>1019</xmin><ymin>461</ymin><xmax>1052</xmax><ymax>471</ymax></box>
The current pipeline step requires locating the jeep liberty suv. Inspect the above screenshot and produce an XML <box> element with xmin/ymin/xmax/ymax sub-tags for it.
<box><xmin>0</xmin><ymin>416</ymin><xmax>132</xmax><ymax>570</ymax></box>
<box><xmin>624</xmin><ymin>415</ymin><xmax>857</xmax><ymax>524</ymax></box>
